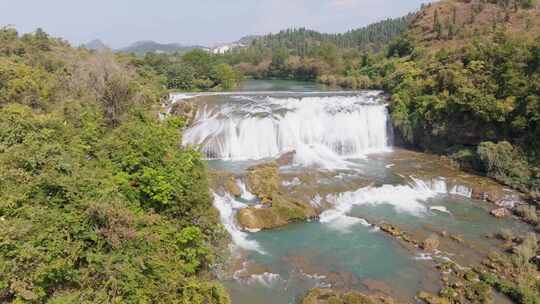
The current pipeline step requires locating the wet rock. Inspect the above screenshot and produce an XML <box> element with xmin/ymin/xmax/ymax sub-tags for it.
<box><xmin>362</xmin><ymin>279</ymin><xmax>392</xmax><ymax>295</ymax></box>
<box><xmin>302</xmin><ymin>288</ymin><xmax>394</xmax><ymax>304</ymax></box>
<box><xmin>208</xmin><ymin>170</ymin><xmax>239</xmax><ymax>195</ymax></box>
<box><xmin>449</xmin><ymin>235</ymin><xmax>464</xmax><ymax>243</ymax></box>
<box><xmin>236</xmin><ymin>162</ymin><xmax>317</xmax><ymax>230</ymax></box>
<box><xmin>276</xmin><ymin>150</ymin><xmax>296</xmax><ymax>166</ymax></box>
<box><xmin>237</xmin><ymin>207</ymin><xmax>288</xmax><ymax>230</ymax></box>
<box><xmin>490</xmin><ymin>208</ymin><xmax>510</xmax><ymax>218</ymax></box>
<box><xmin>379</xmin><ymin>223</ymin><xmax>402</xmax><ymax>237</ymax></box>
<box><xmin>494</xmin><ymin>194</ymin><xmax>522</xmax><ymax>209</ymax></box>
<box><xmin>325</xmin><ymin>271</ymin><xmax>359</xmax><ymax>290</ymax></box>
<box><xmin>417</xmin><ymin>291</ymin><xmax>450</xmax><ymax>304</ymax></box>
<box><xmin>471</xmin><ymin>189</ymin><xmax>490</xmax><ymax>202</ymax></box>
<box><xmin>422</xmin><ymin>234</ymin><xmax>440</xmax><ymax>252</ymax></box>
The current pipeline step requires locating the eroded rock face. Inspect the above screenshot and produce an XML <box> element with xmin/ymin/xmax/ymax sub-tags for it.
<box><xmin>302</xmin><ymin>288</ymin><xmax>394</xmax><ymax>304</ymax></box>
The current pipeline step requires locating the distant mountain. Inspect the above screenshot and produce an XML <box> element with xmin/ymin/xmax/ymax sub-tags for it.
<box><xmin>118</xmin><ymin>40</ymin><xmax>204</xmax><ymax>56</ymax></box>
<box><xmin>237</xmin><ymin>35</ymin><xmax>259</xmax><ymax>45</ymax></box>
<box><xmin>82</xmin><ymin>39</ymin><xmax>109</xmax><ymax>51</ymax></box>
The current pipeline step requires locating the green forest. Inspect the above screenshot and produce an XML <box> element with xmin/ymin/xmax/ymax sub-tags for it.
<box><xmin>0</xmin><ymin>28</ymin><xmax>229</xmax><ymax>303</ymax></box>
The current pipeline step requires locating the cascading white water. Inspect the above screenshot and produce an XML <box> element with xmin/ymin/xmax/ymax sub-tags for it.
<box><xmin>212</xmin><ymin>192</ymin><xmax>265</xmax><ymax>253</ymax></box>
<box><xmin>183</xmin><ymin>93</ymin><xmax>391</xmax><ymax>168</ymax></box>
<box><xmin>411</xmin><ymin>177</ymin><xmax>472</xmax><ymax>198</ymax></box>
<box><xmin>319</xmin><ymin>182</ymin><xmax>437</xmax><ymax>232</ymax></box>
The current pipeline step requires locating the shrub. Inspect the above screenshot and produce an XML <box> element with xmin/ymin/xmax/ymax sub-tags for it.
<box><xmin>477</xmin><ymin>141</ymin><xmax>531</xmax><ymax>190</ymax></box>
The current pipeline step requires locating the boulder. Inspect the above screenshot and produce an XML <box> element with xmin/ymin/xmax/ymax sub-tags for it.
<box><xmin>237</xmin><ymin>207</ymin><xmax>287</xmax><ymax>230</ymax></box>
<box><xmin>379</xmin><ymin>223</ymin><xmax>403</xmax><ymax>237</ymax></box>
<box><xmin>236</xmin><ymin>196</ymin><xmax>316</xmax><ymax>230</ymax></box>
<box><xmin>236</xmin><ymin>162</ymin><xmax>317</xmax><ymax>230</ymax></box>
<box><xmin>302</xmin><ymin>288</ymin><xmax>394</xmax><ymax>304</ymax></box>
<box><xmin>490</xmin><ymin>208</ymin><xmax>510</xmax><ymax>218</ymax></box>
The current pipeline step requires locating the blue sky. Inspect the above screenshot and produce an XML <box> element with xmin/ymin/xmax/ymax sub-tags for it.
<box><xmin>0</xmin><ymin>0</ymin><xmax>433</xmax><ymax>48</ymax></box>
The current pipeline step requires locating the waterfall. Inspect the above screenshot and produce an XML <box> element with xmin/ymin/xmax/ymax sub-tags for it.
<box><xmin>410</xmin><ymin>177</ymin><xmax>472</xmax><ymax>198</ymax></box>
<box><xmin>183</xmin><ymin>93</ymin><xmax>391</xmax><ymax>168</ymax></box>
<box><xmin>212</xmin><ymin>192</ymin><xmax>265</xmax><ymax>254</ymax></box>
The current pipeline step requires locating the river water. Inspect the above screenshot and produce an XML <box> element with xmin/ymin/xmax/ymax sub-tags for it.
<box><xmin>176</xmin><ymin>80</ymin><xmax>527</xmax><ymax>304</ymax></box>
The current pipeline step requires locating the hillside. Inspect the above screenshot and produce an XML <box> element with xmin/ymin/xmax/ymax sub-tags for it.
<box><xmin>408</xmin><ymin>0</ymin><xmax>540</xmax><ymax>50</ymax></box>
<box><xmin>247</xmin><ymin>15</ymin><xmax>412</xmax><ymax>55</ymax></box>
<box><xmin>118</xmin><ymin>40</ymin><xmax>204</xmax><ymax>55</ymax></box>
<box><xmin>369</xmin><ymin>0</ymin><xmax>540</xmax><ymax>200</ymax></box>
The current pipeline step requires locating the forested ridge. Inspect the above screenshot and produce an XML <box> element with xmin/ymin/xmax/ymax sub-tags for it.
<box><xmin>0</xmin><ymin>27</ymin><xmax>229</xmax><ymax>303</ymax></box>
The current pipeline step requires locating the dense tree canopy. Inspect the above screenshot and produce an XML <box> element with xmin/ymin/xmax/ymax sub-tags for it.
<box><xmin>0</xmin><ymin>27</ymin><xmax>229</xmax><ymax>303</ymax></box>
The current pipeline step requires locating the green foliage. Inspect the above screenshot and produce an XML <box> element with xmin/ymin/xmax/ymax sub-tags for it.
<box><xmin>139</xmin><ymin>50</ymin><xmax>241</xmax><ymax>91</ymax></box>
<box><xmin>477</xmin><ymin>141</ymin><xmax>532</xmax><ymax>189</ymax></box>
<box><xmin>482</xmin><ymin>232</ymin><xmax>540</xmax><ymax>304</ymax></box>
<box><xmin>211</xmin><ymin>63</ymin><xmax>240</xmax><ymax>90</ymax></box>
<box><xmin>342</xmin><ymin>31</ymin><xmax>540</xmax><ymax>194</ymax></box>
<box><xmin>219</xmin><ymin>16</ymin><xmax>412</xmax><ymax>81</ymax></box>
<box><xmin>0</xmin><ymin>28</ymin><xmax>229</xmax><ymax>303</ymax></box>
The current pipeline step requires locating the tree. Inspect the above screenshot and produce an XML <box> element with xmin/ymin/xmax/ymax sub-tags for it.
<box><xmin>73</xmin><ymin>51</ymin><xmax>138</xmax><ymax>127</ymax></box>
<box><xmin>211</xmin><ymin>63</ymin><xmax>238</xmax><ymax>89</ymax></box>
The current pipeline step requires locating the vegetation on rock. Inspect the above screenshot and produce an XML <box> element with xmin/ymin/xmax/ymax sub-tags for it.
<box><xmin>236</xmin><ymin>162</ymin><xmax>317</xmax><ymax>230</ymax></box>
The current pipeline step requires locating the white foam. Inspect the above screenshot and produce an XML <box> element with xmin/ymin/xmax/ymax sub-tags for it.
<box><xmin>183</xmin><ymin>94</ymin><xmax>391</xmax><ymax>169</ymax></box>
<box><xmin>282</xmin><ymin>177</ymin><xmax>302</xmax><ymax>187</ymax></box>
<box><xmin>430</xmin><ymin>206</ymin><xmax>451</xmax><ymax>214</ymax></box>
<box><xmin>246</xmin><ymin>273</ymin><xmax>283</xmax><ymax>287</ymax></box>
<box><xmin>320</xmin><ymin>183</ymin><xmax>437</xmax><ymax>231</ymax></box>
<box><xmin>414</xmin><ymin>253</ymin><xmax>433</xmax><ymax>260</ymax></box>
<box><xmin>212</xmin><ymin>192</ymin><xmax>265</xmax><ymax>254</ymax></box>
<box><xmin>310</xmin><ymin>194</ymin><xmax>323</xmax><ymax>208</ymax></box>
<box><xmin>411</xmin><ymin>177</ymin><xmax>472</xmax><ymax>198</ymax></box>
<box><xmin>236</xmin><ymin>180</ymin><xmax>256</xmax><ymax>201</ymax></box>
<box><xmin>450</xmin><ymin>185</ymin><xmax>472</xmax><ymax>198</ymax></box>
